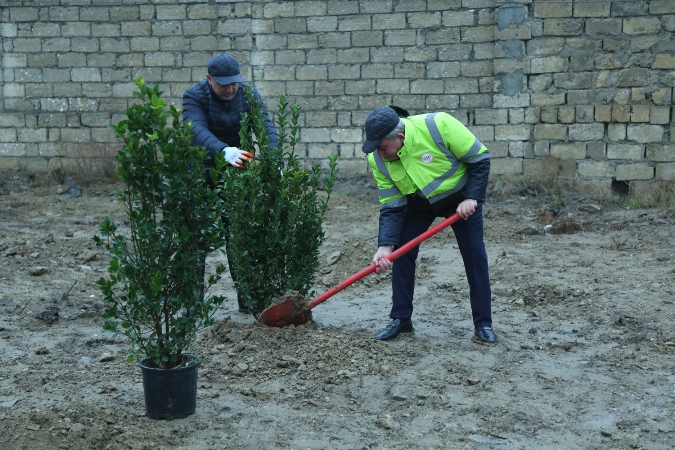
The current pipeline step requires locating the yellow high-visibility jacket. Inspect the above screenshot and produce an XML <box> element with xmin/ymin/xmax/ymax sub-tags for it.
<box><xmin>367</xmin><ymin>112</ymin><xmax>490</xmax><ymax>211</ymax></box>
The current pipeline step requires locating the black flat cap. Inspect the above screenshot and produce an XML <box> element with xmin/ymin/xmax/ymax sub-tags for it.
<box><xmin>362</xmin><ymin>107</ymin><xmax>401</xmax><ymax>154</ymax></box>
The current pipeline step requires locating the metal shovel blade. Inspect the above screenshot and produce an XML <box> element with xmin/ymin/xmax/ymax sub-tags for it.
<box><xmin>257</xmin><ymin>298</ymin><xmax>309</xmax><ymax>327</ymax></box>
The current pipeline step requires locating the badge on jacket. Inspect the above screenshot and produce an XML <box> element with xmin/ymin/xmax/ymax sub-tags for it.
<box><xmin>421</xmin><ymin>152</ymin><xmax>434</xmax><ymax>164</ymax></box>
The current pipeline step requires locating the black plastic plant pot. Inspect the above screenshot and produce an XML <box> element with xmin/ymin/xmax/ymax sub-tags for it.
<box><xmin>138</xmin><ymin>354</ymin><xmax>201</xmax><ymax>420</ymax></box>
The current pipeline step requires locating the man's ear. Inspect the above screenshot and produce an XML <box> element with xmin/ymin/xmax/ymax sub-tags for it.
<box><xmin>206</xmin><ymin>74</ymin><xmax>213</xmax><ymax>85</ymax></box>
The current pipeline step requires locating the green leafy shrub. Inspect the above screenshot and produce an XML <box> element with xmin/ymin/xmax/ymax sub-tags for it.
<box><xmin>220</xmin><ymin>87</ymin><xmax>338</xmax><ymax>311</ymax></box>
<box><xmin>93</xmin><ymin>77</ymin><xmax>230</xmax><ymax>369</ymax></box>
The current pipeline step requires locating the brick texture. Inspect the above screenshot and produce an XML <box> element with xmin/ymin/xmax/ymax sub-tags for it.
<box><xmin>0</xmin><ymin>0</ymin><xmax>673</xmax><ymax>185</ymax></box>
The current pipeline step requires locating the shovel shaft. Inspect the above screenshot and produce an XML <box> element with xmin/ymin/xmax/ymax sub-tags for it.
<box><xmin>306</xmin><ymin>213</ymin><xmax>460</xmax><ymax>309</ymax></box>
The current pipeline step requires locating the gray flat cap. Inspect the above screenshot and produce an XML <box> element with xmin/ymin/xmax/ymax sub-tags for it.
<box><xmin>207</xmin><ymin>54</ymin><xmax>243</xmax><ymax>85</ymax></box>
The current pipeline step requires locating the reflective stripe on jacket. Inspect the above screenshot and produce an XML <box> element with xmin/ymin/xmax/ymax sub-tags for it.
<box><xmin>367</xmin><ymin>112</ymin><xmax>490</xmax><ymax>210</ymax></box>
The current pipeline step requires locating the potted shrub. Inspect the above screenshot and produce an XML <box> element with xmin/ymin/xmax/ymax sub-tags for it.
<box><xmin>220</xmin><ymin>87</ymin><xmax>338</xmax><ymax>313</ymax></box>
<box><xmin>93</xmin><ymin>77</ymin><xmax>230</xmax><ymax>420</ymax></box>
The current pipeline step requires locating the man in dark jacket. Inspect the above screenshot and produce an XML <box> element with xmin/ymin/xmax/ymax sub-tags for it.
<box><xmin>182</xmin><ymin>54</ymin><xmax>278</xmax><ymax>313</ymax></box>
<box><xmin>363</xmin><ymin>106</ymin><xmax>496</xmax><ymax>345</ymax></box>
<box><xmin>183</xmin><ymin>54</ymin><xmax>278</xmax><ymax>169</ymax></box>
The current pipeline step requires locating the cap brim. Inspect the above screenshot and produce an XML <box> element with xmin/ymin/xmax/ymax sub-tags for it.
<box><xmin>362</xmin><ymin>139</ymin><xmax>380</xmax><ymax>154</ymax></box>
<box><xmin>212</xmin><ymin>74</ymin><xmax>243</xmax><ymax>85</ymax></box>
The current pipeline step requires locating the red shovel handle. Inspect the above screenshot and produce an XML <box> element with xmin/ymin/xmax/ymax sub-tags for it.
<box><xmin>306</xmin><ymin>213</ymin><xmax>461</xmax><ymax>309</ymax></box>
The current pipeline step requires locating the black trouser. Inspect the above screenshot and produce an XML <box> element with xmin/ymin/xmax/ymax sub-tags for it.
<box><xmin>198</xmin><ymin>215</ymin><xmax>245</xmax><ymax>310</ymax></box>
<box><xmin>390</xmin><ymin>194</ymin><xmax>492</xmax><ymax>327</ymax></box>
<box><xmin>200</xmin><ymin>171</ymin><xmax>246</xmax><ymax>310</ymax></box>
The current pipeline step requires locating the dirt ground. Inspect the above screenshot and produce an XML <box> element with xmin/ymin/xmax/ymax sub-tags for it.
<box><xmin>0</xmin><ymin>168</ymin><xmax>674</xmax><ymax>450</ymax></box>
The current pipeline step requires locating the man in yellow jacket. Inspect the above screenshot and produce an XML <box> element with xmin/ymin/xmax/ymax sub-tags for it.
<box><xmin>363</xmin><ymin>106</ymin><xmax>495</xmax><ymax>344</ymax></box>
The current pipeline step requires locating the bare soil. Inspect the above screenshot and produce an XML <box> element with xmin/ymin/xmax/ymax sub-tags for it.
<box><xmin>1</xmin><ymin>169</ymin><xmax>674</xmax><ymax>449</ymax></box>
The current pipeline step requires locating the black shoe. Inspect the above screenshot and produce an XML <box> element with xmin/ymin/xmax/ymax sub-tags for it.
<box><xmin>473</xmin><ymin>326</ymin><xmax>497</xmax><ymax>345</ymax></box>
<box><xmin>238</xmin><ymin>302</ymin><xmax>264</xmax><ymax>315</ymax></box>
<box><xmin>237</xmin><ymin>299</ymin><xmax>245</xmax><ymax>312</ymax></box>
<box><xmin>238</xmin><ymin>297</ymin><xmax>262</xmax><ymax>314</ymax></box>
<box><xmin>376</xmin><ymin>318</ymin><xmax>413</xmax><ymax>341</ymax></box>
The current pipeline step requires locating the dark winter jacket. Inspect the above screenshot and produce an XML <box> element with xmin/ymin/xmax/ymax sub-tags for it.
<box><xmin>182</xmin><ymin>80</ymin><xmax>278</xmax><ymax>167</ymax></box>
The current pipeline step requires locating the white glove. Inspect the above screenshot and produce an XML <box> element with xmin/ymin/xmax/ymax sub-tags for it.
<box><xmin>222</xmin><ymin>147</ymin><xmax>253</xmax><ymax>169</ymax></box>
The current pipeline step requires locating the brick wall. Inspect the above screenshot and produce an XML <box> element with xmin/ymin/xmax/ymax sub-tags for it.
<box><xmin>1</xmin><ymin>0</ymin><xmax>674</xmax><ymax>188</ymax></box>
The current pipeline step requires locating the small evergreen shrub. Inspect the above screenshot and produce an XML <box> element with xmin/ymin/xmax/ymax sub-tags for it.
<box><xmin>220</xmin><ymin>88</ymin><xmax>338</xmax><ymax>311</ymax></box>
<box><xmin>94</xmin><ymin>77</ymin><xmax>230</xmax><ymax>368</ymax></box>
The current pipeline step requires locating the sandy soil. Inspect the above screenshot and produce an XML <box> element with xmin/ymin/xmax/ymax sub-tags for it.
<box><xmin>0</xmin><ymin>169</ymin><xmax>674</xmax><ymax>450</ymax></box>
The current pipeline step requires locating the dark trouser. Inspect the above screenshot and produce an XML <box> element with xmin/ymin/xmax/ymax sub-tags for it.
<box><xmin>390</xmin><ymin>195</ymin><xmax>492</xmax><ymax>327</ymax></box>
<box><xmin>199</xmin><ymin>173</ymin><xmax>247</xmax><ymax>310</ymax></box>
<box><xmin>198</xmin><ymin>215</ymin><xmax>245</xmax><ymax>310</ymax></box>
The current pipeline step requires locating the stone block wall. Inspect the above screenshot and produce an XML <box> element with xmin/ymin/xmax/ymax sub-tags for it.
<box><xmin>1</xmin><ymin>0</ymin><xmax>674</xmax><ymax>187</ymax></box>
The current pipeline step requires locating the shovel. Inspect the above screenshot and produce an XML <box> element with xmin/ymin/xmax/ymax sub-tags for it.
<box><xmin>259</xmin><ymin>212</ymin><xmax>461</xmax><ymax>328</ymax></box>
